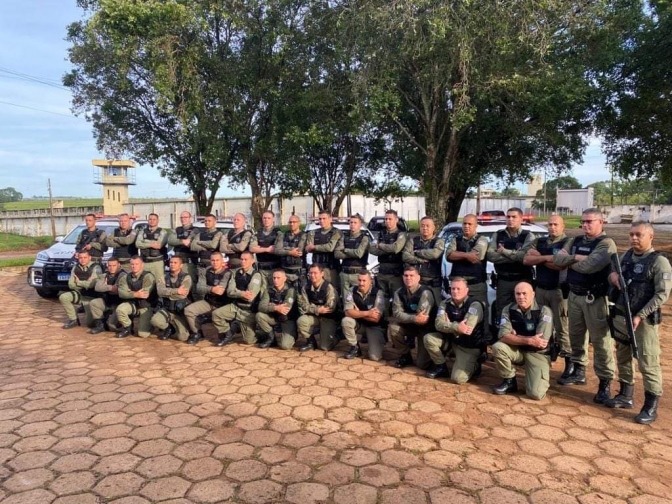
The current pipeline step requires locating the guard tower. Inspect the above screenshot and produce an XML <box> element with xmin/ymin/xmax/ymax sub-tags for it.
<box><xmin>92</xmin><ymin>159</ymin><xmax>137</xmax><ymax>215</ymax></box>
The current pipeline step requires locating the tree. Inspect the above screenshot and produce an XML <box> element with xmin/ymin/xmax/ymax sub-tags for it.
<box><xmin>0</xmin><ymin>187</ymin><xmax>23</xmax><ymax>203</ymax></box>
<box><xmin>532</xmin><ymin>175</ymin><xmax>582</xmax><ymax>210</ymax></box>
<box><xmin>499</xmin><ymin>187</ymin><xmax>521</xmax><ymax>198</ymax></box>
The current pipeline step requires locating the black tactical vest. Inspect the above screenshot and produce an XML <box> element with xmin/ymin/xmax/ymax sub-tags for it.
<box><xmin>76</xmin><ymin>228</ymin><xmax>106</xmax><ymax>258</ymax></box>
<box><xmin>140</xmin><ymin>228</ymin><xmax>167</xmax><ymax>261</ymax></box>
<box><xmin>312</xmin><ymin>228</ymin><xmax>338</xmax><ymax>269</ymax></box>
<box><xmin>493</xmin><ymin>229</ymin><xmax>534</xmax><ymax>281</ymax></box>
<box><xmin>102</xmin><ymin>270</ymin><xmax>124</xmax><ymax>306</ymax></box>
<box><xmin>445</xmin><ymin>296</ymin><xmax>486</xmax><ymax>348</ymax></box>
<box><xmin>173</xmin><ymin>226</ymin><xmax>197</xmax><ymax>262</ymax></box>
<box><xmin>377</xmin><ymin>229</ymin><xmax>404</xmax><ymax>274</ymax></box>
<box><xmin>112</xmin><ymin>228</ymin><xmax>137</xmax><ymax>260</ymax></box>
<box><xmin>535</xmin><ymin>236</ymin><xmax>569</xmax><ymax>289</ymax></box>
<box><xmin>567</xmin><ymin>236</ymin><xmax>609</xmax><ymax>296</ymax></box>
<box><xmin>204</xmin><ymin>269</ymin><xmax>229</xmax><ymax>307</ymax></box>
<box><xmin>73</xmin><ymin>263</ymin><xmax>98</xmax><ymax>298</ymax></box>
<box><xmin>268</xmin><ymin>285</ymin><xmax>298</xmax><ymax>321</ymax></box>
<box><xmin>256</xmin><ymin>228</ymin><xmax>281</xmax><ymax>269</ymax></box>
<box><xmin>352</xmin><ymin>285</ymin><xmax>381</xmax><ymax>326</ymax></box>
<box><xmin>225</xmin><ymin>229</ymin><xmax>251</xmax><ymax>268</ymax></box>
<box><xmin>197</xmin><ymin>228</ymin><xmax>219</xmax><ymax>264</ymax></box>
<box><xmin>306</xmin><ymin>281</ymin><xmax>335</xmax><ymax>318</ymax></box>
<box><xmin>281</xmin><ymin>231</ymin><xmax>305</xmax><ymax>270</ymax></box>
<box><xmin>509</xmin><ymin>307</ymin><xmax>549</xmax><ymax>354</ymax></box>
<box><xmin>126</xmin><ymin>271</ymin><xmax>158</xmax><ymax>309</ymax></box>
<box><xmin>341</xmin><ymin>231</ymin><xmax>369</xmax><ymax>272</ymax></box>
<box><xmin>397</xmin><ymin>285</ymin><xmax>436</xmax><ymax>327</ymax></box>
<box><xmin>411</xmin><ymin>236</ymin><xmax>441</xmax><ymax>284</ymax></box>
<box><xmin>234</xmin><ymin>269</ymin><xmax>261</xmax><ymax>309</ymax></box>
<box><xmin>620</xmin><ymin>250</ymin><xmax>661</xmax><ymax>323</ymax></box>
<box><xmin>161</xmin><ymin>272</ymin><xmax>191</xmax><ymax>312</ymax></box>
<box><xmin>449</xmin><ymin>235</ymin><xmax>487</xmax><ymax>283</ymax></box>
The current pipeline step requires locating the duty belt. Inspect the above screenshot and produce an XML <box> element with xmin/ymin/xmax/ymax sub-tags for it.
<box><xmin>342</xmin><ymin>266</ymin><xmax>362</xmax><ymax>274</ymax></box>
<box><xmin>258</xmin><ymin>263</ymin><xmax>279</xmax><ymax>271</ymax></box>
<box><xmin>536</xmin><ymin>283</ymin><xmax>559</xmax><ymax>290</ymax></box>
<box><xmin>144</xmin><ymin>257</ymin><xmax>164</xmax><ymax>263</ymax></box>
<box><xmin>496</xmin><ymin>272</ymin><xmax>531</xmax><ymax>281</ymax></box>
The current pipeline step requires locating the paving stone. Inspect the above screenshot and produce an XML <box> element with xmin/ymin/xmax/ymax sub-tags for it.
<box><xmin>381</xmin><ymin>485</ymin><xmax>427</xmax><ymax>504</ymax></box>
<box><xmin>94</xmin><ymin>472</ymin><xmax>145</xmax><ymax>499</ymax></box>
<box><xmin>429</xmin><ymin>487</ymin><xmax>477</xmax><ymax>504</ymax></box>
<box><xmin>3</xmin><ymin>468</ymin><xmax>55</xmax><ymax>492</ymax></box>
<box><xmin>136</xmin><ymin>455</ymin><xmax>183</xmax><ymax>478</ymax></box>
<box><xmin>359</xmin><ymin>464</ymin><xmax>400</xmax><ymax>487</ymax></box>
<box><xmin>238</xmin><ymin>480</ymin><xmax>283</xmax><ymax>503</ymax></box>
<box><xmin>269</xmin><ymin>461</ymin><xmax>312</xmax><ymax>484</ymax></box>
<box><xmin>50</xmin><ymin>453</ymin><xmax>98</xmax><ymax>472</ymax></box>
<box><xmin>140</xmin><ymin>476</ymin><xmax>192</xmax><ymax>501</ymax></box>
<box><xmin>333</xmin><ymin>483</ymin><xmax>378</xmax><ymax>504</ymax></box>
<box><xmin>286</xmin><ymin>482</ymin><xmax>329</xmax><ymax>504</ymax></box>
<box><xmin>182</xmin><ymin>457</ymin><xmax>223</xmax><ymax>481</ymax></box>
<box><xmin>187</xmin><ymin>479</ymin><xmax>235</xmax><ymax>503</ymax></box>
<box><xmin>226</xmin><ymin>459</ymin><xmax>268</xmax><ymax>481</ymax></box>
<box><xmin>49</xmin><ymin>471</ymin><xmax>96</xmax><ymax>495</ymax></box>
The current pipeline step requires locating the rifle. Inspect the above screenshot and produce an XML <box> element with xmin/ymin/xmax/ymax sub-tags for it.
<box><xmin>610</xmin><ymin>253</ymin><xmax>639</xmax><ymax>359</ymax></box>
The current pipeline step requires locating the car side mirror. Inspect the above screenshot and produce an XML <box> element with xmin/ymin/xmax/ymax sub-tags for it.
<box><xmin>55</xmin><ymin>236</ymin><xmax>64</xmax><ymax>243</ymax></box>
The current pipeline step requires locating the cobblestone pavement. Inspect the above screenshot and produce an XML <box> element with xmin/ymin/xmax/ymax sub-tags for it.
<box><xmin>1</xmin><ymin>272</ymin><xmax>672</xmax><ymax>504</ymax></box>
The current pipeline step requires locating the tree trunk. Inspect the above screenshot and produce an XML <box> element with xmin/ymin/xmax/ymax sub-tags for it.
<box><xmin>193</xmin><ymin>188</ymin><xmax>210</xmax><ymax>216</ymax></box>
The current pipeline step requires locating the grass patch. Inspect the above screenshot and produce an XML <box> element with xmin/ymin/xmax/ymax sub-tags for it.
<box><xmin>0</xmin><ymin>257</ymin><xmax>34</xmax><ymax>268</ymax></box>
<box><xmin>3</xmin><ymin>199</ymin><xmax>102</xmax><ymax>211</ymax></box>
<box><xmin>0</xmin><ymin>233</ymin><xmax>54</xmax><ymax>252</ymax></box>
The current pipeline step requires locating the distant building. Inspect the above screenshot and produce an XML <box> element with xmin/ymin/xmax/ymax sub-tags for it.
<box><xmin>527</xmin><ymin>174</ymin><xmax>543</xmax><ymax>197</ymax></box>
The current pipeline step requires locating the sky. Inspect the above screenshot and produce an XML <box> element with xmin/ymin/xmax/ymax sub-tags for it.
<box><xmin>0</xmin><ymin>1</ymin><xmax>612</xmax><ymax>201</ymax></box>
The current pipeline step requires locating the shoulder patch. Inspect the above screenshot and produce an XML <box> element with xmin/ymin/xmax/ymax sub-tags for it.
<box><xmin>468</xmin><ymin>306</ymin><xmax>478</xmax><ymax>315</ymax></box>
<box><xmin>346</xmin><ymin>293</ymin><xmax>353</xmax><ymax>302</ymax></box>
<box><xmin>542</xmin><ymin>315</ymin><xmax>552</xmax><ymax>323</ymax></box>
<box><xmin>500</xmin><ymin>317</ymin><xmax>508</xmax><ymax>326</ymax></box>
<box><xmin>663</xmin><ymin>273</ymin><xmax>672</xmax><ymax>280</ymax></box>
<box><xmin>437</xmin><ymin>307</ymin><xmax>445</xmax><ymax>316</ymax></box>
<box><xmin>252</xmin><ymin>277</ymin><xmax>261</xmax><ymax>285</ymax></box>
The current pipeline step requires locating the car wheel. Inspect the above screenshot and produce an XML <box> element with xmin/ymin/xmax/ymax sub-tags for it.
<box><xmin>35</xmin><ymin>288</ymin><xmax>58</xmax><ymax>299</ymax></box>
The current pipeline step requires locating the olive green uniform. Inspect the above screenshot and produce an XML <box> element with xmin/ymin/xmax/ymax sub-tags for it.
<box><xmin>89</xmin><ymin>270</ymin><xmax>126</xmax><ymax>331</ymax></box>
<box><xmin>75</xmin><ymin>227</ymin><xmax>108</xmax><ymax>264</ymax></box>
<box><xmin>370</xmin><ymin>228</ymin><xmax>407</xmax><ymax>299</ymax></box>
<box><xmin>106</xmin><ymin>228</ymin><xmax>137</xmax><ymax>273</ymax></box>
<box><xmin>389</xmin><ymin>285</ymin><xmax>436</xmax><ymax>369</ymax></box>
<box><xmin>212</xmin><ymin>266</ymin><xmax>263</xmax><ymax>344</ymax></box>
<box><xmin>611</xmin><ymin>249</ymin><xmax>672</xmax><ymax>396</ymax></box>
<box><xmin>493</xmin><ymin>301</ymin><xmax>553</xmax><ymax>400</ymax></box>
<box><xmin>297</xmin><ymin>280</ymin><xmax>340</xmax><ymax>350</ymax></box>
<box><xmin>554</xmin><ymin>233</ymin><xmax>617</xmax><ymax>379</ymax></box>
<box><xmin>59</xmin><ymin>262</ymin><xmax>102</xmax><ymax>325</ymax></box>
<box><xmin>426</xmin><ymin>298</ymin><xmax>485</xmax><ymax>384</ymax></box>
<box><xmin>116</xmin><ymin>271</ymin><xmax>157</xmax><ymax>338</ymax></box>
<box><xmin>342</xmin><ymin>285</ymin><xmax>387</xmax><ymax>361</ymax></box>
<box><xmin>191</xmin><ymin>227</ymin><xmax>223</xmax><ymax>270</ymax></box>
<box><xmin>335</xmin><ymin>231</ymin><xmax>371</xmax><ymax>300</ymax></box>
<box><xmin>275</xmin><ymin>230</ymin><xmax>307</xmax><ymax>287</ymax></box>
<box><xmin>251</xmin><ymin>227</ymin><xmax>282</xmax><ymax>283</ymax></box>
<box><xmin>219</xmin><ymin>229</ymin><xmax>252</xmax><ymax>270</ymax></box>
<box><xmin>306</xmin><ymin>227</ymin><xmax>342</xmax><ymax>292</ymax></box>
<box><xmin>135</xmin><ymin>227</ymin><xmax>168</xmax><ymax>283</ymax></box>
<box><xmin>256</xmin><ymin>284</ymin><xmax>298</xmax><ymax>350</ymax></box>
<box><xmin>167</xmin><ymin>225</ymin><xmax>199</xmax><ymax>283</ymax></box>
<box><xmin>184</xmin><ymin>268</ymin><xmax>231</xmax><ymax>334</ymax></box>
<box><xmin>403</xmin><ymin>234</ymin><xmax>445</xmax><ymax>304</ymax></box>
<box><xmin>151</xmin><ymin>272</ymin><xmax>193</xmax><ymax>341</ymax></box>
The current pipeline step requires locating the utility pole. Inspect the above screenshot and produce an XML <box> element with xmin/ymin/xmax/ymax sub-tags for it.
<box><xmin>48</xmin><ymin>179</ymin><xmax>56</xmax><ymax>238</ymax></box>
<box><xmin>543</xmin><ymin>168</ymin><xmax>547</xmax><ymax>214</ymax></box>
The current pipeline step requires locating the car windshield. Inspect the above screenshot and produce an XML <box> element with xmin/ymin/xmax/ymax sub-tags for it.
<box><xmin>61</xmin><ymin>224</ymin><xmax>118</xmax><ymax>245</ymax></box>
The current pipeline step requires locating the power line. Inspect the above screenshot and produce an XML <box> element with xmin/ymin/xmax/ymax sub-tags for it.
<box><xmin>0</xmin><ymin>99</ymin><xmax>79</xmax><ymax>119</ymax></box>
<box><xmin>0</xmin><ymin>66</ymin><xmax>69</xmax><ymax>91</ymax></box>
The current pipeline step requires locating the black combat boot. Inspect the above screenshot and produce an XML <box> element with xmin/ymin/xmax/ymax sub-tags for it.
<box><xmin>557</xmin><ymin>363</ymin><xmax>586</xmax><ymax>385</ymax></box>
<box><xmin>63</xmin><ymin>319</ymin><xmax>79</xmax><ymax>329</ymax></box>
<box><xmin>257</xmin><ymin>332</ymin><xmax>275</xmax><ymax>349</ymax></box>
<box><xmin>635</xmin><ymin>392</ymin><xmax>660</xmax><ymax>425</ymax></box>
<box><xmin>593</xmin><ymin>379</ymin><xmax>611</xmax><ymax>404</ymax></box>
<box><xmin>471</xmin><ymin>360</ymin><xmax>482</xmax><ymax>380</ymax></box>
<box><xmin>158</xmin><ymin>325</ymin><xmax>175</xmax><ymax>341</ymax></box>
<box><xmin>342</xmin><ymin>345</ymin><xmax>362</xmax><ymax>360</ymax></box>
<box><xmin>298</xmin><ymin>336</ymin><xmax>317</xmax><ymax>352</ymax></box>
<box><xmin>394</xmin><ymin>353</ymin><xmax>413</xmax><ymax>369</ymax></box>
<box><xmin>605</xmin><ymin>382</ymin><xmax>634</xmax><ymax>409</ymax></box>
<box><xmin>425</xmin><ymin>363</ymin><xmax>449</xmax><ymax>379</ymax></box>
<box><xmin>186</xmin><ymin>331</ymin><xmax>204</xmax><ymax>345</ymax></box>
<box><xmin>493</xmin><ymin>377</ymin><xmax>519</xmax><ymax>395</ymax></box>
<box><xmin>216</xmin><ymin>331</ymin><xmax>234</xmax><ymax>347</ymax></box>
<box><xmin>558</xmin><ymin>356</ymin><xmax>575</xmax><ymax>383</ymax></box>
<box><xmin>115</xmin><ymin>326</ymin><xmax>133</xmax><ymax>339</ymax></box>
<box><xmin>89</xmin><ymin>319</ymin><xmax>105</xmax><ymax>335</ymax></box>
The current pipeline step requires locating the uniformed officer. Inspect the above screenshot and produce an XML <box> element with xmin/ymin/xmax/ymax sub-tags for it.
<box><xmin>59</xmin><ymin>250</ymin><xmax>102</xmax><ymax>329</ymax></box>
<box><xmin>191</xmin><ymin>213</ymin><xmax>223</xmax><ymax>276</ymax></box>
<box><xmin>89</xmin><ymin>257</ymin><xmax>126</xmax><ymax>334</ymax></box>
<box><xmin>256</xmin><ymin>269</ymin><xmax>298</xmax><ymax>350</ymax></box>
<box><xmin>487</xmin><ymin>208</ymin><xmax>535</xmax><ymax>328</ymax></box>
<box><xmin>335</xmin><ymin>214</ymin><xmax>371</xmax><ymax>300</ymax></box>
<box><xmin>105</xmin><ymin>213</ymin><xmax>137</xmax><ymax>273</ymax></box>
<box><xmin>219</xmin><ymin>213</ymin><xmax>253</xmax><ymax>270</ymax></box>
<box><xmin>305</xmin><ymin>211</ymin><xmax>342</xmax><ymax>292</ymax></box>
<box><xmin>297</xmin><ymin>263</ymin><xmax>340</xmax><ymax>352</ymax></box>
<box><xmin>75</xmin><ymin>213</ymin><xmax>107</xmax><ymax>264</ymax></box>
<box><xmin>151</xmin><ymin>256</ymin><xmax>192</xmax><ymax>342</ymax></box>
<box><xmin>606</xmin><ymin>222</ymin><xmax>672</xmax><ymax>424</ymax></box>
<box><xmin>183</xmin><ymin>252</ymin><xmax>231</xmax><ymax>345</ymax></box>
<box><xmin>370</xmin><ymin>209</ymin><xmax>407</xmax><ymax>299</ymax></box>
<box><xmin>341</xmin><ymin>270</ymin><xmax>387</xmax><ymax>361</ymax></box>
<box><xmin>389</xmin><ymin>265</ymin><xmax>436</xmax><ymax>370</ymax></box>
<box><xmin>275</xmin><ymin>215</ymin><xmax>306</xmax><ymax>288</ymax></box>
<box><xmin>424</xmin><ymin>277</ymin><xmax>486</xmax><ymax>383</ymax></box>
<box><xmin>212</xmin><ymin>251</ymin><xmax>263</xmax><ymax>346</ymax></box>
<box><xmin>524</xmin><ymin>215</ymin><xmax>572</xmax><ymax>381</ymax></box>
<box><xmin>167</xmin><ymin>211</ymin><xmax>199</xmax><ymax>283</ymax></box>
<box><xmin>445</xmin><ymin>214</ymin><xmax>489</xmax><ymax>319</ymax></box>
<box><xmin>250</xmin><ymin>210</ymin><xmax>282</xmax><ymax>283</ymax></box>
<box><xmin>555</xmin><ymin>208</ymin><xmax>618</xmax><ymax>404</ymax></box>
<box><xmin>135</xmin><ymin>213</ymin><xmax>168</xmax><ymax>282</ymax></box>
<box><xmin>115</xmin><ymin>255</ymin><xmax>157</xmax><ymax>339</ymax></box>
<box><xmin>403</xmin><ymin>216</ymin><xmax>445</xmax><ymax>303</ymax></box>
<box><xmin>492</xmin><ymin>282</ymin><xmax>553</xmax><ymax>400</ymax></box>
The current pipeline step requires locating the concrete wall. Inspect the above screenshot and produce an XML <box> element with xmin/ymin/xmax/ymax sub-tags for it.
<box><xmin>604</xmin><ymin>205</ymin><xmax>672</xmax><ymax>224</ymax></box>
<box><xmin>0</xmin><ymin>207</ymin><xmax>103</xmax><ymax>237</ymax></box>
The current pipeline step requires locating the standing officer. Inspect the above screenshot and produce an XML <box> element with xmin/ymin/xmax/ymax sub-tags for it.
<box><xmin>275</xmin><ymin>215</ymin><xmax>306</xmax><ymax>288</ymax></box>
<box><xmin>487</xmin><ymin>207</ymin><xmax>535</xmax><ymax>329</ymax></box>
<box><xmin>389</xmin><ymin>266</ymin><xmax>436</xmax><ymax>370</ymax></box>
<box><xmin>606</xmin><ymin>222</ymin><xmax>672</xmax><ymax>424</ymax></box>
<box><xmin>370</xmin><ymin>209</ymin><xmax>407</xmax><ymax>299</ymax></box>
<box><xmin>135</xmin><ymin>213</ymin><xmax>168</xmax><ymax>283</ymax></box>
<box><xmin>305</xmin><ymin>211</ymin><xmax>342</xmax><ymax>292</ymax></box>
<box><xmin>297</xmin><ymin>263</ymin><xmax>340</xmax><ymax>352</ymax></box>
<box><xmin>59</xmin><ymin>250</ymin><xmax>102</xmax><ymax>329</ymax></box>
<box><xmin>524</xmin><ymin>215</ymin><xmax>572</xmax><ymax>381</ymax></box>
<box><xmin>256</xmin><ymin>269</ymin><xmax>298</xmax><ymax>350</ymax></box>
<box><xmin>555</xmin><ymin>208</ymin><xmax>618</xmax><ymax>404</ymax></box>
<box><xmin>250</xmin><ymin>210</ymin><xmax>282</xmax><ymax>283</ymax></box>
<box><xmin>425</xmin><ymin>277</ymin><xmax>486</xmax><ymax>383</ymax></box>
<box><xmin>168</xmin><ymin>211</ymin><xmax>199</xmax><ymax>283</ymax></box>
<box><xmin>183</xmin><ymin>252</ymin><xmax>231</xmax><ymax>345</ymax></box>
<box><xmin>75</xmin><ymin>213</ymin><xmax>107</xmax><ymax>264</ymax></box>
<box><xmin>492</xmin><ymin>282</ymin><xmax>553</xmax><ymax>400</ymax></box>
<box><xmin>403</xmin><ymin>216</ymin><xmax>445</xmax><ymax>303</ymax></box>
<box><xmin>335</xmin><ymin>214</ymin><xmax>371</xmax><ymax>300</ymax></box>
<box><xmin>341</xmin><ymin>270</ymin><xmax>387</xmax><ymax>361</ymax></box>
<box><xmin>89</xmin><ymin>257</ymin><xmax>126</xmax><ymax>334</ymax></box>
<box><xmin>105</xmin><ymin>213</ymin><xmax>137</xmax><ymax>273</ymax></box>
<box><xmin>445</xmin><ymin>214</ymin><xmax>489</xmax><ymax>316</ymax></box>
<box><xmin>151</xmin><ymin>256</ymin><xmax>192</xmax><ymax>342</ymax></box>
<box><xmin>191</xmin><ymin>214</ymin><xmax>223</xmax><ymax>277</ymax></box>
<box><xmin>212</xmin><ymin>251</ymin><xmax>263</xmax><ymax>346</ymax></box>
<box><xmin>220</xmin><ymin>213</ymin><xmax>252</xmax><ymax>270</ymax></box>
<box><xmin>115</xmin><ymin>255</ymin><xmax>157</xmax><ymax>339</ymax></box>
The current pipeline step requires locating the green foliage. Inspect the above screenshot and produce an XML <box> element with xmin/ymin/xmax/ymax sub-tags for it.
<box><xmin>498</xmin><ymin>187</ymin><xmax>521</xmax><ymax>198</ymax></box>
<box><xmin>532</xmin><ymin>175</ymin><xmax>582</xmax><ymax>210</ymax></box>
<box><xmin>0</xmin><ymin>233</ymin><xmax>54</xmax><ymax>252</ymax></box>
<box><xmin>588</xmin><ymin>177</ymin><xmax>672</xmax><ymax>207</ymax></box>
<box><xmin>0</xmin><ymin>187</ymin><xmax>23</xmax><ymax>204</ymax></box>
